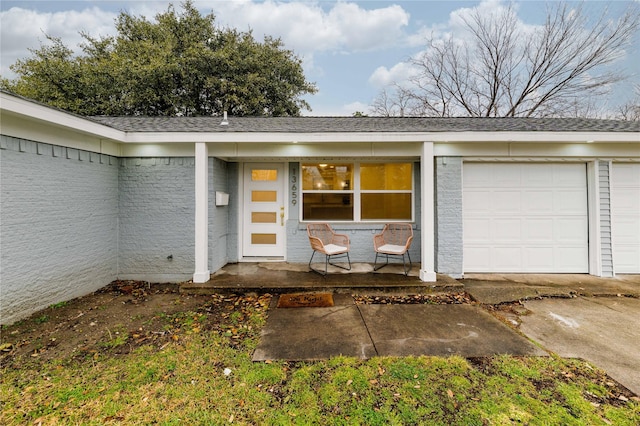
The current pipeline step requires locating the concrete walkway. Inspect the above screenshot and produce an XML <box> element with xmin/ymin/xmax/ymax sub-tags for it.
<box><xmin>244</xmin><ymin>266</ymin><xmax>640</xmax><ymax>397</ymax></box>
<box><xmin>252</xmin><ymin>294</ymin><xmax>545</xmax><ymax>361</ymax></box>
<box><xmin>518</xmin><ymin>296</ymin><xmax>640</xmax><ymax>396</ymax></box>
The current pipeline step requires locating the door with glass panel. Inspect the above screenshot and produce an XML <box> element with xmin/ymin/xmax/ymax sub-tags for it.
<box><xmin>243</xmin><ymin>163</ymin><xmax>285</xmax><ymax>257</ymax></box>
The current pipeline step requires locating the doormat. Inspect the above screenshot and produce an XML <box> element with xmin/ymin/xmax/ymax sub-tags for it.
<box><xmin>277</xmin><ymin>293</ymin><xmax>334</xmax><ymax>308</ymax></box>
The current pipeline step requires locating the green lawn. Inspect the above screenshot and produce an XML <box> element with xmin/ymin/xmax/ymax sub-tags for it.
<box><xmin>1</xmin><ymin>294</ymin><xmax>638</xmax><ymax>425</ymax></box>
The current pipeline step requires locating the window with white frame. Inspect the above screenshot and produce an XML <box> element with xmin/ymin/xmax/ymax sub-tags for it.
<box><xmin>301</xmin><ymin>162</ymin><xmax>413</xmax><ymax>221</ymax></box>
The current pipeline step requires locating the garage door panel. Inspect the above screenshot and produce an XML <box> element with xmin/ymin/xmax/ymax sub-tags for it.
<box><xmin>554</xmin><ymin>165</ymin><xmax>586</xmax><ymax>186</ymax></box>
<box><xmin>525</xmin><ymin>219</ymin><xmax>554</xmax><ymax>242</ymax></box>
<box><xmin>493</xmin><ymin>164</ymin><xmax>522</xmax><ymax>187</ymax></box>
<box><xmin>613</xmin><ymin>193</ymin><xmax>639</xmax><ymax>211</ymax></box>
<box><xmin>464</xmin><ymin>218</ymin><xmax>491</xmax><ymax>240</ymax></box>
<box><xmin>614</xmin><ymin>248</ymin><xmax>640</xmax><ymax>273</ymax></box>
<box><xmin>556</xmin><ymin>217</ymin><xmax>589</xmax><ymax>243</ymax></box>
<box><xmin>555</xmin><ymin>247</ymin><xmax>590</xmax><ymax>272</ymax></box>
<box><xmin>464</xmin><ymin>190</ymin><xmax>492</xmax><ymax>212</ymax></box>
<box><xmin>614</xmin><ymin>218</ymin><xmax>639</xmax><ymax>244</ymax></box>
<box><xmin>463</xmin><ymin>247</ymin><xmax>490</xmax><ymax>271</ymax></box>
<box><xmin>493</xmin><ymin>247</ymin><xmax>523</xmax><ymax>270</ymax></box>
<box><xmin>493</xmin><ymin>191</ymin><xmax>522</xmax><ymax>213</ymax></box>
<box><xmin>612</xmin><ymin>163</ymin><xmax>640</xmax><ymax>273</ymax></box>
<box><xmin>525</xmin><ymin>191</ymin><xmax>554</xmax><ymax>214</ymax></box>
<box><xmin>525</xmin><ymin>247</ymin><xmax>554</xmax><ymax>270</ymax></box>
<box><xmin>463</xmin><ymin>163</ymin><xmax>588</xmax><ymax>273</ymax></box>
<box><xmin>493</xmin><ymin>218</ymin><xmax>522</xmax><ymax>241</ymax></box>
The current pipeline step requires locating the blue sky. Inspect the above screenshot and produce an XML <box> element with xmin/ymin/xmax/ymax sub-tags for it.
<box><xmin>1</xmin><ymin>0</ymin><xmax>638</xmax><ymax>116</ymax></box>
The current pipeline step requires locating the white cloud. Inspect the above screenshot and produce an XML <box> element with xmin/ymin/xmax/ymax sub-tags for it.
<box><xmin>208</xmin><ymin>0</ymin><xmax>410</xmax><ymax>55</ymax></box>
<box><xmin>368</xmin><ymin>62</ymin><xmax>419</xmax><ymax>89</ymax></box>
<box><xmin>370</xmin><ymin>0</ymin><xmax>536</xmax><ymax>90</ymax></box>
<box><xmin>1</xmin><ymin>6</ymin><xmax>117</xmax><ymax>77</ymax></box>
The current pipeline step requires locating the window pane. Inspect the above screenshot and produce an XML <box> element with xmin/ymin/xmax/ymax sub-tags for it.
<box><xmin>361</xmin><ymin>163</ymin><xmax>412</xmax><ymax>190</ymax></box>
<box><xmin>252</xmin><ymin>169</ymin><xmax>277</xmax><ymax>181</ymax></box>
<box><xmin>361</xmin><ymin>193</ymin><xmax>412</xmax><ymax>220</ymax></box>
<box><xmin>303</xmin><ymin>193</ymin><xmax>353</xmax><ymax>220</ymax></box>
<box><xmin>302</xmin><ymin>164</ymin><xmax>353</xmax><ymax>190</ymax></box>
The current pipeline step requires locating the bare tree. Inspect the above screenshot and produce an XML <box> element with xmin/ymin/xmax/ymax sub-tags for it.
<box><xmin>373</xmin><ymin>2</ymin><xmax>640</xmax><ymax>117</ymax></box>
<box><xmin>616</xmin><ymin>84</ymin><xmax>640</xmax><ymax>121</ymax></box>
<box><xmin>370</xmin><ymin>86</ymin><xmax>412</xmax><ymax>116</ymax></box>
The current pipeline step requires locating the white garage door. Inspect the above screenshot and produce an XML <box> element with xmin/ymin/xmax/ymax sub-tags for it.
<box><xmin>611</xmin><ymin>163</ymin><xmax>640</xmax><ymax>273</ymax></box>
<box><xmin>463</xmin><ymin>163</ymin><xmax>588</xmax><ymax>273</ymax></box>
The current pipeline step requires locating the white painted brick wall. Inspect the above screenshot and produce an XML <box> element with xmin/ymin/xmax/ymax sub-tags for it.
<box><xmin>1</xmin><ymin>136</ymin><xmax>118</xmax><ymax>325</ymax></box>
<box><xmin>435</xmin><ymin>157</ymin><xmax>463</xmax><ymax>278</ymax></box>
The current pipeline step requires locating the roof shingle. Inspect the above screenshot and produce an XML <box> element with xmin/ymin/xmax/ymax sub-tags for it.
<box><xmin>88</xmin><ymin>116</ymin><xmax>640</xmax><ymax>133</ymax></box>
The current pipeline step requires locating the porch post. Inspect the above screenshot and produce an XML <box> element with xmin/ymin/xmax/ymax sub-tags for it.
<box><xmin>420</xmin><ymin>141</ymin><xmax>437</xmax><ymax>282</ymax></box>
<box><xmin>193</xmin><ymin>142</ymin><xmax>210</xmax><ymax>283</ymax></box>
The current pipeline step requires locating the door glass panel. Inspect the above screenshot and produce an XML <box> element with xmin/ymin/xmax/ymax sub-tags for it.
<box><xmin>251</xmin><ymin>233</ymin><xmax>277</xmax><ymax>244</ymax></box>
<box><xmin>252</xmin><ymin>169</ymin><xmax>278</xmax><ymax>181</ymax></box>
<box><xmin>361</xmin><ymin>193</ymin><xmax>412</xmax><ymax>220</ymax></box>
<box><xmin>252</xmin><ymin>190</ymin><xmax>277</xmax><ymax>202</ymax></box>
<box><xmin>252</xmin><ymin>212</ymin><xmax>277</xmax><ymax>223</ymax></box>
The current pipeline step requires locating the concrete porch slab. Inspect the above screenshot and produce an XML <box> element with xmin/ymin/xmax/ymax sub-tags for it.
<box><xmin>182</xmin><ymin>262</ymin><xmax>462</xmax><ymax>295</ymax></box>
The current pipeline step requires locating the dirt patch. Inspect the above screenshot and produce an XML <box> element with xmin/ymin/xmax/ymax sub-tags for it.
<box><xmin>0</xmin><ymin>280</ymin><xmax>271</xmax><ymax>369</ymax></box>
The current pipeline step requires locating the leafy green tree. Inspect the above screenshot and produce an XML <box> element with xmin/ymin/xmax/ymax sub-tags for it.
<box><xmin>2</xmin><ymin>1</ymin><xmax>316</xmax><ymax>116</ymax></box>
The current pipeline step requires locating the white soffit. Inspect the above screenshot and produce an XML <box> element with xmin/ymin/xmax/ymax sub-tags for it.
<box><xmin>1</xmin><ymin>92</ymin><xmax>124</xmax><ymax>141</ymax></box>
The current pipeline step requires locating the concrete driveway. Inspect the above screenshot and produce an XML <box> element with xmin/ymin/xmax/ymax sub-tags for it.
<box><xmin>518</xmin><ymin>296</ymin><xmax>640</xmax><ymax>396</ymax></box>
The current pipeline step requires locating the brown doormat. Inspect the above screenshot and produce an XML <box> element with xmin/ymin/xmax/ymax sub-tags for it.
<box><xmin>277</xmin><ymin>293</ymin><xmax>334</xmax><ymax>308</ymax></box>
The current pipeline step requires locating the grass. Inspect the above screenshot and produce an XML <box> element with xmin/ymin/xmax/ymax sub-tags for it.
<box><xmin>1</xmin><ymin>295</ymin><xmax>638</xmax><ymax>425</ymax></box>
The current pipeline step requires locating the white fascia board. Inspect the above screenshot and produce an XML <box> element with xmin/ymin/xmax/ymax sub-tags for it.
<box><xmin>121</xmin><ymin>131</ymin><xmax>435</xmax><ymax>143</ymax></box>
<box><xmin>121</xmin><ymin>130</ymin><xmax>639</xmax><ymax>144</ymax></box>
<box><xmin>436</xmin><ymin>142</ymin><xmax>640</xmax><ymax>158</ymax></box>
<box><xmin>426</xmin><ymin>131</ymin><xmax>640</xmax><ymax>143</ymax></box>
<box><xmin>1</xmin><ymin>92</ymin><xmax>124</xmax><ymax>142</ymax></box>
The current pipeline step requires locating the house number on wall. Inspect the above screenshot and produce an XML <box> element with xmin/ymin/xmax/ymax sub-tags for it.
<box><xmin>290</xmin><ymin>166</ymin><xmax>297</xmax><ymax>205</ymax></box>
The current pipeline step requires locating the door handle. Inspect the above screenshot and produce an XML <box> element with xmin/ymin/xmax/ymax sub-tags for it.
<box><xmin>280</xmin><ymin>207</ymin><xmax>285</xmax><ymax>226</ymax></box>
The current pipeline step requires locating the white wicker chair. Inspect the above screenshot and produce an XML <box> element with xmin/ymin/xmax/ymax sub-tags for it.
<box><xmin>373</xmin><ymin>223</ymin><xmax>414</xmax><ymax>275</ymax></box>
<box><xmin>307</xmin><ymin>223</ymin><xmax>351</xmax><ymax>276</ymax></box>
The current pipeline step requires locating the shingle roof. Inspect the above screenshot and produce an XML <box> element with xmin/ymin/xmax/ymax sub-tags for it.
<box><xmin>88</xmin><ymin>116</ymin><xmax>640</xmax><ymax>133</ymax></box>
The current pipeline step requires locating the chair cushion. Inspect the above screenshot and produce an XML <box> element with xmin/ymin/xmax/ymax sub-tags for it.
<box><xmin>377</xmin><ymin>244</ymin><xmax>406</xmax><ymax>255</ymax></box>
<box><xmin>324</xmin><ymin>244</ymin><xmax>348</xmax><ymax>255</ymax></box>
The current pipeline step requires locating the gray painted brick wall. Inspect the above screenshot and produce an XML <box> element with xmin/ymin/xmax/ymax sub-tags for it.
<box><xmin>435</xmin><ymin>157</ymin><xmax>463</xmax><ymax>278</ymax></box>
<box><xmin>598</xmin><ymin>160</ymin><xmax>614</xmax><ymax>277</ymax></box>
<box><xmin>117</xmin><ymin>157</ymin><xmax>196</xmax><ymax>281</ymax></box>
<box><xmin>210</xmin><ymin>157</ymin><xmax>230</xmax><ymax>271</ymax></box>
<box><xmin>226</xmin><ymin>162</ymin><xmax>240</xmax><ymax>263</ymax></box>
<box><xmin>1</xmin><ymin>136</ymin><xmax>119</xmax><ymax>325</ymax></box>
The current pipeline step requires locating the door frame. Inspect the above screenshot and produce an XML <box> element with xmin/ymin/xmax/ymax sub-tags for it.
<box><xmin>239</xmin><ymin>161</ymin><xmax>288</xmax><ymax>260</ymax></box>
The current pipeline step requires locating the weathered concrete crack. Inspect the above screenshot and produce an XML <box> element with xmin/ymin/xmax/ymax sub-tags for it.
<box><xmin>356</xmin><ymin>304</ymin><xmax>378</xmax><ymax>356</ymax></box>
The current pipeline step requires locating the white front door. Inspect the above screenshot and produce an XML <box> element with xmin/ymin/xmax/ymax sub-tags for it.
<box><xmin>242</xmin><ymin>163</ymin><xmax>286</xmax><ymax>257</ymax></box>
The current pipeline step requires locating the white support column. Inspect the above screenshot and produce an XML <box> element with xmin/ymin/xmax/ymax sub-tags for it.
<box><xmin>193</xmin><ymin>142</ymin><xmax>210</xmax><ymax>283</ymax></box>
<box><xmin>420</xmin><ymin>142</ymin><xmax>437</xmax><ymax>282</ymax></box>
